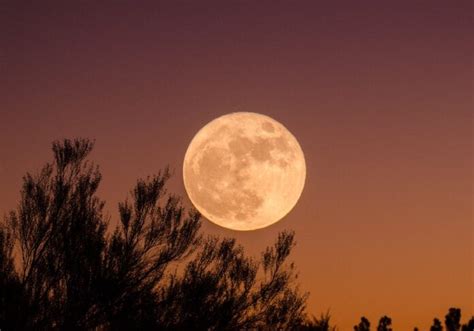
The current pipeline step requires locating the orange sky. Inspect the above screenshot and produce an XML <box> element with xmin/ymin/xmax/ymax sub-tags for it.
<box><xmin>1</xmin><ymin>2</ymin><xmax>472</xmax><ymax>329</ymax></box>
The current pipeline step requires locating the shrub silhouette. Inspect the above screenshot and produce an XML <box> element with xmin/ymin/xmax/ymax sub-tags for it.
<box><xmin>0</xmin><ymin>138</ymin><xmax>307</xmax><ymax>330</ymax></box>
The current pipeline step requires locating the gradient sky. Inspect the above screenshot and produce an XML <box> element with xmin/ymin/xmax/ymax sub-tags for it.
<box><xmin>1</xmin><ymin>2</ymin><xmax>472</xmax><ymax>329</ymax></box>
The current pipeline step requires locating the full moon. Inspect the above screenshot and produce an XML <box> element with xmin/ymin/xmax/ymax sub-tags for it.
<box><xmin>183</xmin><ymin>112</ymin><xmax>306</xmax><ymax>231</ymax></box>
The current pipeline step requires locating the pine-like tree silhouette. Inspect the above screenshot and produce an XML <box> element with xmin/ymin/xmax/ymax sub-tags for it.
<box><xmin>354</xmin><ymin>317</ymin><xmax>371</xmax><ymax>331</ymax></box>
<box><xmin>0</xmin><ymin>138</ymin><xmax>308</xmax><ymax>330</ymax></box>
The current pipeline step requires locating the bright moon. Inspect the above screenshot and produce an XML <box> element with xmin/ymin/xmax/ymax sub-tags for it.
<box><xmin>183</xmin><ymin>112</ymin><xmax>306</xmax><ymax>231</ymax></box>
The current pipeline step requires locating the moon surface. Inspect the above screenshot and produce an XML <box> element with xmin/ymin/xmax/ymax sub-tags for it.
<box><xmin>183</xmin><ymin>112</ymin><xmax>306</xmax><ymax>231</ymax></box>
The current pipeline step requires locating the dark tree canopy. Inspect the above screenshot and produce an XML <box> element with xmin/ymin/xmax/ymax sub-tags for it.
<box><xmin>354</xmin><ymin>317</ymin><xmax>370</xmax><ymax>331</ymax></box>
<box><xmin>429</xmin><ymin>309</ymin><xmax>474</xmax><ymax>331</ymax></box>
<box><xmin>445</xmin><ymin>308</ymin><xmax>462</xmax><ymax>331</ymax></box>
<box><xmin>377</xmin><ymin>316</ymin><xmax>393</xmax><ymax>331</ymax></box>
<box><xmin>5</xmin><ymin>139</ymin><xmax>108</xmax><ymax>329</ymax></box>
<box><xmin>352</xmin><ymin>309</ymin><xmax>473</xmax><ymax>331</ymax></box>
<box><xmin>0</xmin><ymin>138</ymin><xmax>308</xmax><ymax>330</ymax></box>
<box><xmin>461</xmin><ymin>317</ymin><xmax>474</xmax><ymax>331</ymax></box>
<box><xmin>431</xmin><ymin>318</ymin><xmax>443</xmax><ymax>331</ymax></box>
<box><xmin>0</xmin><ymin>223</ymin><xmax>23</xmax><ymax>329</ymax></box>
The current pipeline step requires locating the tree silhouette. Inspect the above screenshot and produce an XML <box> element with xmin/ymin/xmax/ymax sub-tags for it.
<box><xmin>431</xmin><ymin>318</ymin><xmax>444</xmax><ymax>331</ymax></box>
<box><xmin>156</xmin><ymin>231</ymin><xmax>307</xmax><ymax>330</ymax></box>
<box><xmin>5</xmin><ymin>139</ymin><xmax>108</xmax><ymax>329</ymax></box>
<box><xmin>0</xmin><ymin>223</ymin><xmax>24</xmax><ymax>329</ymax></box>
<box><xmin>98</xmin><ymin>168</ymin><xmax>201</xmax><ymax>329</ymax></box>
<box><xmin>445</xmin><ymin>308</ymin><xmax>462</xmax><ymax>331</ymax></box>
<box><xmin>0</xmin><ymin>138</ymin><xmax>308</xmax><ymax>330</ymax></box>
<box><xmin>428</xmin><ymin>308</ymin><xmax>474</xmax><ymax>331</ymax></box>
<box><xmin>461</xmin><ymin>317</ymin><xmax>474</xmax><ymax>331</ymax></box>
<box><xmin>351</xmin><ymin>310</ymin><xmax>473</xmax><ymax>331</ymax></box>
<box><xmin>354</xmin><ymin>316</ymin><xmax>371</xmax><ymax>331</ymax></box>
<box><xmin>377</xmin><ymin>316</ymin><xmax>392</xmax><ymax>331</ymax></box>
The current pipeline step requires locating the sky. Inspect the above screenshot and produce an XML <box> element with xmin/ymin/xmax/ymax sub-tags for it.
<box><xmin>1</xmin><ymin>1</ymin><xmax>472</xmax><ymax>329</ymax></box>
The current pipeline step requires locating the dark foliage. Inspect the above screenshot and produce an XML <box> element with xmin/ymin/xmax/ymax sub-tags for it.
<box><xmin>353</xmin><ymin>308</ymin><xmax>473</xmax><ymax>331</ymax></box>
<box><xmin>445</xmin><ymin>308</ymin><xmax>461</xmax><ymax>331</ymax></box>
<box><xmin>429</xmin><ymin>308</ymin><xmax>474</xmax><ymax>331</ymax></box>
<box><xmin>354</xmin><ymin>317</ymin><xmax>370</xmax><ymax>331</ymax></box>
<box><xmin>377</xmin><ymin>316</ymin><xmax>392</xmax><ymax>331</ymax></box>
<box><xmin>431</xmin><ymin>318</ymin><xmax>443</xmax><ymax>331</ymax></box>
<box><xmin>0</xmin><ymin>138</ymin><xmax>308</xmax><ymax>330</ymax></box>
<box><xmin>5</xmin><ymin>139</ymin><xmax>108</xmax><ymax>329</ymax></box>
<box><xmin>157</xmin><ymin>232</ymin><xmax>307</xmax><ymax>330</ymax></box>
<box><xmin>461</xmin><ymin>317</ymin><xmax>474</xmax><ymax>331</ymax></box>
<box><xmin>0</xmin><ymin>224</ymin><xmax>24</xmax><ymax>329</ymax></box>
<box><xmin>298</xmin><ymin>311</ymin><xmax>337</xmax><ymax>331</ymax></box>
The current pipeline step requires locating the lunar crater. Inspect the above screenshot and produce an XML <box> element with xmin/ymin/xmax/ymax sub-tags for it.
<box><xmin>261</xmin><ymin>121</ymin><xmax>275</xmax><ymax>132</ymax></box>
